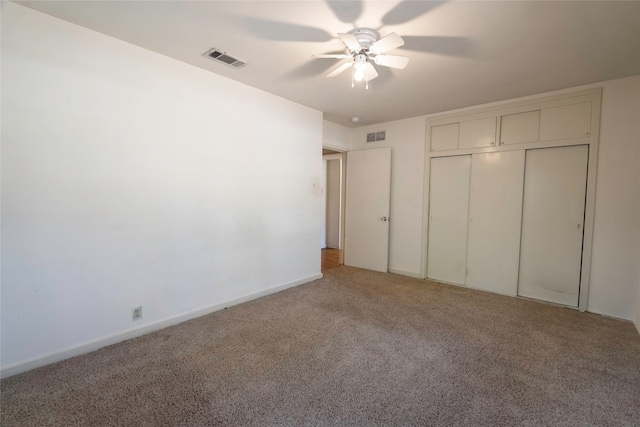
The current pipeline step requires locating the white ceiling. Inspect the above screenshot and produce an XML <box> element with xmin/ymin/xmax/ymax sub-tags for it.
<box><xmin>17</xmin><ymin>1</ymin><xmax>640</xmax><ymax>127</ymax></box>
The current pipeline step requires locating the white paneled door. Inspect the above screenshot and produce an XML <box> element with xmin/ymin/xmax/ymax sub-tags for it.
<box><xmin>427</xmin><ymin>155</ymin><xmax>471</xmax><ymax>284</ymax></box>
<box><xmin>344</xmin><ymin>148</ymin><xmax>391</xmax><ymax>272</ymax></box>
<box><xmin>518</xmin><ymin>145</ymin><xmax>589</xmax><ymax>306</ymax></box>
<box><xmin>466</xmin><ymin>151</ymin><xmax>525</xmax><ymax>295</ymax></box>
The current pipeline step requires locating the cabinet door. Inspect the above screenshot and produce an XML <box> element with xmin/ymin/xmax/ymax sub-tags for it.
<box><xmin>518</xmin><ymin>145</ymin><xmax>588</xmax><ymax>307</ymax></box>
<box><xmin>500</xmin><ymin>110</ymin><xmax>540</xmax><ymax>145</ymax></box>
<box><xmin>427</xmin><ymin>156</ymin><xmax>471</xmax><ymax>285</ymax></box>
<box><xmin>459</xmin><ymin>117</ymin><xmax>496</xmax><ymax>149</ymax></box>
<box><xmin>466</xmin><ymin>151</ymin><xmax>525</xmax><ymax>295</ymax></box>
<box><xmin>431</xmin><ymin>123</ymin><xmax>459</xmax><ymax>151</ymax></box>
<box><xmin>539</xmin><ymin>102</ymin><xmax>592</xmax><ymax>141</ymax></box>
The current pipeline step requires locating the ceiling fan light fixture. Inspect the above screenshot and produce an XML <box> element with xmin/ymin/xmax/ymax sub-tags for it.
<box><xmin>353</xmin><ymin>53</ymin><xmax>367</xmax><ymax>81</ymax></box>
<box><xmin>318</xmin><ymin>27</ymin><xmax>409</xmax><ymax>89</ymax></box>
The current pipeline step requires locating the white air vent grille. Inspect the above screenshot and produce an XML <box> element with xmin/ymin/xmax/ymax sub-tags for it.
<box><xmin>366</xmin><ymin>130</ymin><xmax>386</xmax><ymax>143</ymax></box>
<box><xmin>203</xmin><ymin>48</ymin><xmax>248</xmax><ymax>69</ymax></box>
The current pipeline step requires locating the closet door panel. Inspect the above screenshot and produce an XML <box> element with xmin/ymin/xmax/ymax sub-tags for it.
<box><xmin>427</xmin><ymin>156</ymin><xmax>471</xmax><ymax>284</ymax></box>
<box><xmin>466</xmin><ymin>151</ymin><xmax>525</xmax><ymax>295</ymax></box>
<box><xmin>518</xmin><ymin>145</ymin><xmax>588</xmax><ymax>306</ymax></box>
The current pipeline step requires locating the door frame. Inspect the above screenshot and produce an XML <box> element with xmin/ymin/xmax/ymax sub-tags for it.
<box><xmin>322</xmin><ymin>151</ymin><xmax>346</xmax><ymax>265</ymax></box>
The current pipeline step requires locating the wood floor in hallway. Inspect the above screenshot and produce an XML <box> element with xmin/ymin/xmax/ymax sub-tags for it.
<box><xmin>321</xmin><ymin>248</ymin><xmax>342</xmax><ymax>272</ymax></box>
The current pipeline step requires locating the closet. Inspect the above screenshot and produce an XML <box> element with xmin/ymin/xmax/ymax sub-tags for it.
<box><xmin>425</xmin><ymin>89</ymin><xmax>600</xmax><ymax>309</ymax></box>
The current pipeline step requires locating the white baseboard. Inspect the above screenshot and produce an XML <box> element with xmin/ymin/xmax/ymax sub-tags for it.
<box><xmin>1</xmin><ymin>273</ymin><xmax>323</xmax><ymax>379</ymax></box>
<box><xmin>388</xmin><ymin>268</ymin><xmax>424</xmax><ymax>279</ymax></box>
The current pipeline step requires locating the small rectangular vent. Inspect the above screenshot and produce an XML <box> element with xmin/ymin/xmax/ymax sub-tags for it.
<box><xmin>203</xmin><ymin>48</ymin><xmax>248</xmax><ymax>69</ymax></box>
<box><xmin>366</xmin><ymin>130</ymin><xmax>386</xmax><ymax>143</ymax></box>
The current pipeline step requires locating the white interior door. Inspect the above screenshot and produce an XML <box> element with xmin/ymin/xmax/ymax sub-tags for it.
<box><xmin>344</xmin><ymin>148</ymin><xmax>391</xmax><ymax>272</ymax></box>
<box><xmin>427</xmin><ymin>155</ymin><xmax>471</xmax><ymax>284</ymax></box>
<box><xmin>518</xmin><ymin>145</ymin><xmax>588</xmax><ymax>306</ymax></box>
<box><xmin>466</xmin><ymin>151</ymin><xmax>525</xmax><ymax>295</ymax></box>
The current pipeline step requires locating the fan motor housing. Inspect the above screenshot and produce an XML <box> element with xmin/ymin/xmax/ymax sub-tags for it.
<box><xmin>346</xmin><ymin>28</ymin><xmax>379</xmax><ymax>51</ymax></box>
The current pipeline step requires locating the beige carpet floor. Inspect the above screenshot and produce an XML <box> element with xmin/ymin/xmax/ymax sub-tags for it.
<box><xmin>2</xmin><ymin>266</ymin><xmax>640</xmax><ymax>426</ymax></box>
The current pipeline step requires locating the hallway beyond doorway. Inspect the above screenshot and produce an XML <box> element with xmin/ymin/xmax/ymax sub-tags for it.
<box><xmin>321</xmin><ymin>248</ymin><xmax>342</xmax><ymax>272</ymax></box>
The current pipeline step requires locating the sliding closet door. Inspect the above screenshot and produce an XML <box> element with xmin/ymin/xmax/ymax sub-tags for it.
<box><xmin>518</xmin><ymin>145</ymin><xmax>588</xmax><ymax>306</ymax></box>
<box><xmin>427</xmin><ymin>155</ymin><xmax>471</xmax><ymax>284</ymax></box>
<box><xmin>466</xmin><ymin>151</ymin><xmax>525</xmax><ymax>295</ymax></box>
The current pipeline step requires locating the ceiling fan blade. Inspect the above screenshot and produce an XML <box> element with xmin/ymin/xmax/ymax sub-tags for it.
<box><xmin>399</xmin><ymin>36</ymin><xmax>475</xmax><ymax>57</ymax></box>
<box><xmin>313</xmin><ymin>54</ymin><xmax>351</xmax><ymax>59</ymax></box>
<box><xmin>327</xmin><ymin>61</ymin><xmax>353</xmax><ymax>78</ymax></box>
<box><xmin>381</xmin><ymin>0</ymin><xmax>445</xmax><ymax>26</ymax></box>
<box><xmin>363</xmin><ymin>62</ymin><xmax>379</xmax><ymax>82</ymax></box>
<box><xmin>370</xmin><ymin>32</ymin><xmax>405</xmax><ymax>54</ymax></box>
<box><xmin>326</xmin><ymin>0</ymin><xmax>363</xmax><ymax>23</ymax></box>
<box><xmin>338</xmin><ymin>33</ymin><xmax>362</xmax><ymax>52</ymax></box>
<box><xmin>242</xmin><ymin>18</ymin><xmax>332</xmax><ymax>42</ymax></box>
<box><xmin>373</xmin><ymin>54</ymin><xmax>410</xmax><ymax>69</ymax></box>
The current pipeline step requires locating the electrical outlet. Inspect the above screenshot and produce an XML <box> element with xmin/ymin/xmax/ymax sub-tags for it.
<box><xmin>132</xmin><ymin>306</ymin><xmax>142</xmax><ymax>321</ymax></box>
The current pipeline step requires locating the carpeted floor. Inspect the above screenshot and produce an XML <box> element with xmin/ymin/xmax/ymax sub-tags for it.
<box><xmin>2</xmin><ymin>266</ymin><xmax>640</xmax><ymax>426</ymax></box>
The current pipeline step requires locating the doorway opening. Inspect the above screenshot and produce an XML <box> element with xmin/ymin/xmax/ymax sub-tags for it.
<box><xmin>322</xmin><ymin>147</ymin><xmax>345</xmax><ymax>272</ymax></box>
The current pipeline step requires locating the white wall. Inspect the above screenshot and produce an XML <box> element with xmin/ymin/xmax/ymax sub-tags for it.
<box><xmin>1</xmin><ymin>3</ymin><xmax>323</xmax><ymax>374</ymax></box>
<box><xmin>587</xmin><ymin>76</ymin><xmax>640</xmax><ymax>320</ymax></box>
<box><xmin>323</xmin><ymin>121</ymin><xmax>352</xmax><ymax>152</ymax></box>
<box><xmin>351</xmin><ymin>119</ymin><xmax>426</xmax><ymax>278</ymax></box>
<box><xmin>352</xmin><ymin>75</ymin><xmax>640</xmax><ymax>320</ymax></box>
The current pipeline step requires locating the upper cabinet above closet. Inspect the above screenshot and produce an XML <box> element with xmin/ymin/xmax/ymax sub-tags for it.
<box><xmin>500</xmin><ymin>102</ymin><xmax>592</xmax><ymax>146</ymax></box>
<box><xmin>459</xmin><ymin>117</ymin><xmax>497</xmax><ymax>149</ymax></box>
<box><xmin>431</xmin><ymin>123</ymin><xmax>459</xmax><ymax>151</ymax></box>
<box><xmin>539</xmin><ymin>102</ymin><xmax>592</xmax><ymax>141</ymax></box>
<box><xmin>500</xmin><ymin>110</ymin><xmax>540</xmax><ymax>145</ymax></box>
<box><xmin>429</xmin><ymin>91</ymin><xmax>597</xmax><ymax>155</ymax></box>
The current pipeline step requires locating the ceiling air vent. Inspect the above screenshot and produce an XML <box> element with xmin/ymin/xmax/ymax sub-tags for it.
<box><xmin>203</xmin><ymin>48</ymin><xmax>248</xmax><ymax>69</ymax></box>
<box><xmin>366</xmin><ymin>131</ymin><xmax>386</xmax><ymax>143</ymax></box>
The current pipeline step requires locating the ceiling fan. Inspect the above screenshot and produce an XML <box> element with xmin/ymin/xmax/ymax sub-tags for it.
<box><xmin>314</xmin><ymin>28</ymin><xmax>410</xmax><ymax>87</ymax></box>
